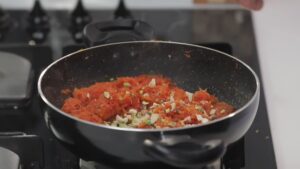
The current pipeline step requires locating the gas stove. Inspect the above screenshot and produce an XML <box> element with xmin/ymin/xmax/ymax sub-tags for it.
<box><xmin>0</xmin><ymin>0</ymin><xmax>276</xmax><ymax>169</ymax></box>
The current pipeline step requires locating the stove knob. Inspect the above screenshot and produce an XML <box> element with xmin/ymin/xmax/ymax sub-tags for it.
<box><xmin>27</xmin><ymin>0</ymin><xmax>50</xmax><ymax>43</ymax></box>
<box><xmin>114</xmin><ymin>0</ymin><xmax>132</xmax><ymax>19</ymax></box>
<box><xmin>0</xmin><ymin>7</ymin><xmax>12</xmax><ymax>41</ymax></box>
<box><xmin>70</xmin><ymin>0</ymin><xmax>92</xmax><ymax>43</ymax></box>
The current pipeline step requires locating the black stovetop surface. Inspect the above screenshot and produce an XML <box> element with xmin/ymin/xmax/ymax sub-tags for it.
<box><xmin>0</xmin><ymin>9</ymin><xmax>276</xmax><ymax>169</ymax></box>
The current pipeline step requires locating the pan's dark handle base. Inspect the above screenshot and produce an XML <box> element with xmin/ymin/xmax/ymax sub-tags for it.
<box><xmin>143</xmin><ymin>137</ymin><xmax>226</xmax><ymax>168</ymax></box>
<box><xmin>83</xmin><ymin>19</ymin><xmax>155</xmax><ymax>47</ymax></box>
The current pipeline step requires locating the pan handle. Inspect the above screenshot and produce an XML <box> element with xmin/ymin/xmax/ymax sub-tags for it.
<box><xmin>143</xmin><ymin>136</ymin><xmax>225</xmax><ymax>168</ymax></box>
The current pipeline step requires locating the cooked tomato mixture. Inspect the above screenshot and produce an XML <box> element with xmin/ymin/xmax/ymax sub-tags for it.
<box><xmin>62</xmin><ymin>75</ymin><xmax>234</xmax><ymax>129</ymax></box>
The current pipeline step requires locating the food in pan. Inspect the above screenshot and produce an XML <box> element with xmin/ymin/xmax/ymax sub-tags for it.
<box><xmin>62</xmin><ymin>75</ymin><xmax>234</xmax><ymax>129</ymax></box>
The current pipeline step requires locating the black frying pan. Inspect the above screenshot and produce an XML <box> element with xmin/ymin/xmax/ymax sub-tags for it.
<box><xmin>38</xmin><ymin>40</ymin><xmax>259</xmax><ymax>168</ymax></box>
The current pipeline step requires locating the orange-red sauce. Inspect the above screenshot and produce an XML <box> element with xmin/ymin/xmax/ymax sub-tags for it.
<box><xmin>62</xmin><ymin>75</ymin><xmax>234</xmax><ymax>128</ymax></box>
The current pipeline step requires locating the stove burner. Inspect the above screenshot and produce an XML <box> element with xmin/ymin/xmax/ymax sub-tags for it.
<box><xmin>0</xmin><ymin>146</ymin><xmax>20</xmax><ymax>169</ymax></box>
<box><xmin>0</xmin><ymin>132</ymin><xmax>43</xmax><ymax>169</ymax></box>
<box><xmin>0</xmin><ymin>52</ymin><xmax>33</xmax><ymax>108</ymax></box>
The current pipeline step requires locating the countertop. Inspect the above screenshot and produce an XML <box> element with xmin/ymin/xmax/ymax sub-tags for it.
<box><xmin>253</xmin><ymin>0</ymin><xmax>300</xmax><ymax>168</ymax></box>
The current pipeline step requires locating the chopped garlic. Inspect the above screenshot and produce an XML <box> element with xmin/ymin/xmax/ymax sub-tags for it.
<box><xmin>209</xmin><ymin>109</ymin><xmax>216</xmax><ymax>115</ymax></box>
<box><xmin>220</xmin><ymin>109</ymin><xmax>226</xmax><ymax>114</ymax></box>
<box><xmin>123</xmin><ymin>82</ymin><xmax>131</xmax><ymax>87</ymax></box>
<box><xmin>150</xmin><ymin>114</ymin><xmax>160</xmax><ymax>124</ymax></box>
<box><xmin>185</xmin><ymin>92</ymin><xmax>193</xmax><ymax>102</ymax></box>
<box><xmin>148</xmin><ymin>78</ymin><xmax>156</xmax><ymax>88</ymax></box>
<box><xmin>165</xmin><ymin>108</ymin><xmax>170</xmax><ymax>113</ymax></box>
<box><xmin>103</xmin><ymin>91</ymin><xmax>110</xmax><ymax>99</ymax></box>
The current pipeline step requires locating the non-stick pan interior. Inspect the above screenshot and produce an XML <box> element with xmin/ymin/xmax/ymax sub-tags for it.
<box><xmin>40</xmin><ymin>41</ymin><xmax>258</xmax><ymax>110</ymax></box>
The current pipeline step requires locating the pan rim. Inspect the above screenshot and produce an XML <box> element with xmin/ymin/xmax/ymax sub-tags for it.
<box><xmin>38</xmin><ymin>40</ymin><xmax>260</xmax><ymax>132</ymax></box>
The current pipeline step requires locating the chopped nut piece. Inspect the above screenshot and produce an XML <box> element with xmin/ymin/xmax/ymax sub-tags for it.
<box><xmin>143</xmin><ymin>93</ymin><xmax>150</xmax><ymax>97</ymax></box>
<box><xmin>139</xmin><ymin>90</ymin><xmax>144</xmax><ymax>94</ymax></box>
<box><xmin>171</xmin><ymin>102</ymin><xmax>176</xmax><ymax>111</ymax></box>
<box><xmin>185</xmin><ymin>92</ymin><xmax>193</xmax><ymax>102</ymax></box>
<box><xmin>148</xmin><ymin>78</ymin><xmax>156</xmax><ymax>87</ymax></box>
<box><xmin>123</xmin><ymin>82</ymin><xmax>131</xmax><ymax>87</ymax></box>
<box><xmin>183</xmin><ymin>116</ymin><xmax>191</xmax><ymax>123</ymax></box>
<box><xmin>86</xmin><ymin>93</ymin><xmax>90</xmax><ymax>98</ymax></box>
<box><xmin>142</xmin><ymin>101</ymin><xmax>149</xmax><ymax>105</ymax></box>
<box><xmin>103</xmin><ymin>91</ymin><xmax>110</xmax><ymax>99</ymax></box>
<box><xmin>209</xmin><ymin>109</ymin><xmax>216</xmax><ymax>115</ymax></box>
<box><xmin>169</xmin><ymin>122</ymin><xmax>177</xmax><ymax>127</ymax></box>
<box><xmin>128</xmin><ymin>109</ymin><xmax>137</xmax><ymax>114</ymax></box>
<box><xmin>170</xmin><ymin>91</ymin><xmax>175</xmax><ymax>102</ymax></box>
<box><xmin>195</xmin><ymin>105</ymin><xmax>204</xmax><ymax>111</ymax></box>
